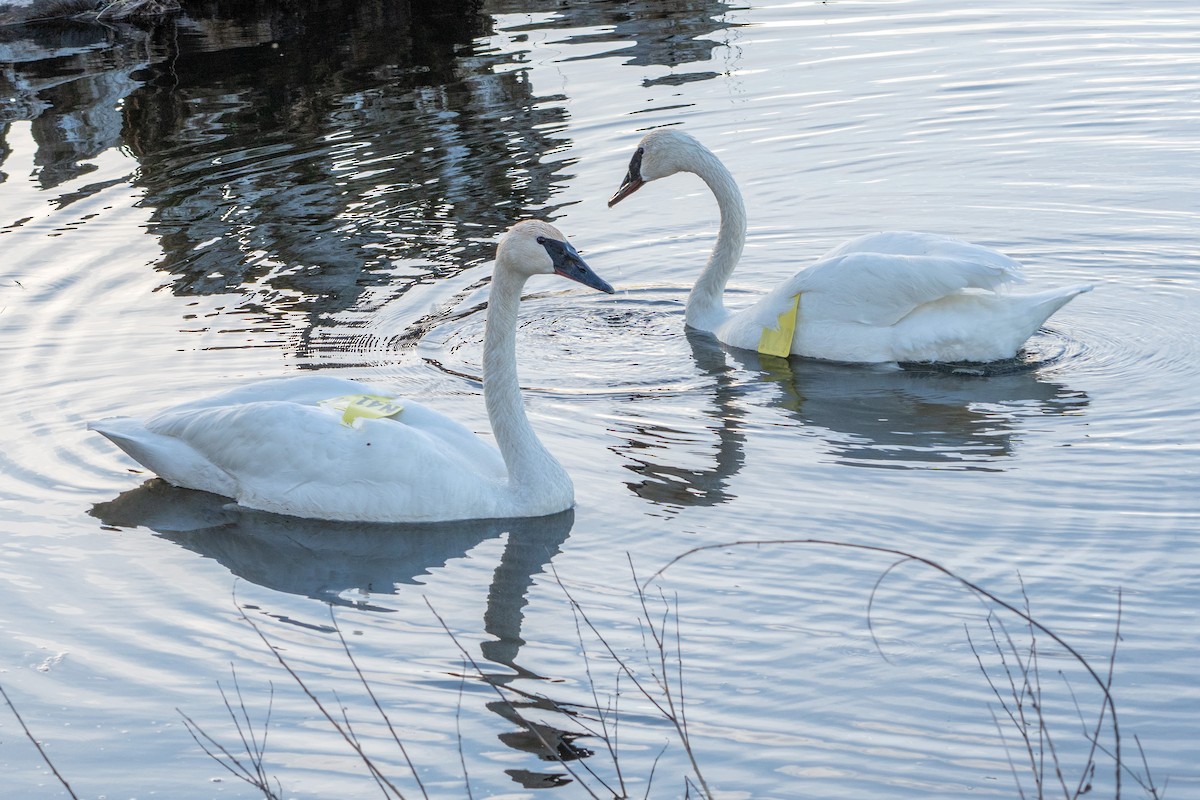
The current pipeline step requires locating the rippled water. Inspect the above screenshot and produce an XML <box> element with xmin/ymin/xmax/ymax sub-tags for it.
<box><xmin>2</xmin><ymin>1</ymin><xmax>1198</xmax><ymax>797</ymax></box>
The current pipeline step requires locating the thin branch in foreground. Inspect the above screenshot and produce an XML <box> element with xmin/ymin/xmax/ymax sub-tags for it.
<box><xmin>555</xmin><ymin>664</ymin><xmax>638</xmax><ymax>793</ymax></box>
<box><xmin>454</xmin><ymin>661</ymin><xmax>475</xmax><ymax>800</ymax></box>
<box><xmin>552</xmin><ymin>562</ymin><xmax>714</xmax><ymax>800</ymax></box>
<box><xmin>333</xmin><ymin>688</ymin><xmax>394</xmax><ymax>799</ymax></box>
<box><xmin>1</xmin><ymin>684</ymin><xmax>80</xmax><ymax>800</ymax></box>
<box><xmin>968</xmin><ymin>619</ymin><xmax>1036</xmax><ymax>798</ymax></box>
<box><xmin>566</xmin><ymin>597</ymin><xmax>628</xmax><ymax>797</ymax></box>
<box><xmin>984</xmin><ymin>703</ymin><xmax>1029</xmax><ymax>800</ymax></box>
<box><xmin>328</xmin><ymin>607</ymin><xmax>429</xmax><ymax>800</ymax></box>
<box><xmin>643</xmin><ymin>742</ymin><xmax>669</xmax><ymax>800</ymax></box>
<box><xmin>231</xmin><ymin>596</ymin><xmax>411</xmax><ymax>799</ymax></box>
<box><xmin>969</xmin><ymin>580</ymin><xmax>1154</xmax><ymax>800</ymax></box>
<box><xmin>1133</xmin><ymin>735</ymin><xmax>1164</xmax><ymax>799</ymax></box>
<box><xmin>178</xmin><ymin>669</ymin><xmax>282</xmax><ymax>800</ymax></box>
<box><xmin>648</xmin><ymin>537</ymin><xmax>1127</xmax><ymax>796</ymax></box>
<box><xmin>423</xmin><ymin>597</ymin><xmax>607</xmax><ymax>800</ymax></box>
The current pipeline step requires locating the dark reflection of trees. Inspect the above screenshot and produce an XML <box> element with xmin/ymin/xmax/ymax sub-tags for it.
<box><xmin>91</xmin><ymin>479</ymin><xmax>590</xmax><ymax>789</ymax></box>
<box><xmin>489</xmin><ymin>0</ymin><xmax>742</xmax><ymax>84</ymax></box>
<box><xmin>4</xmin><ymin>0</ymin><xmax>745</xmax><ymax>350</ymax></box>
<box><xmin>0</xmin><ymin>21</ymin><xmax>152</xmax><ymax>188</ymax></box>
<box><xmin>2</xmin><ymin>1</ymin><xmax>576</xmax><ymax>353</ymax></box>
<box><xmin>120</xmin><ymin>0</ymin><xmax>570</xmax><ymax>352</ymax></box>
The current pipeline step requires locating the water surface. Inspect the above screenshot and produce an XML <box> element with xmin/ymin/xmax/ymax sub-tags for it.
<box><xmin>1</xmin><ymin>1</ymin><xmax>1198</xmax><ymax>797</ymax></box>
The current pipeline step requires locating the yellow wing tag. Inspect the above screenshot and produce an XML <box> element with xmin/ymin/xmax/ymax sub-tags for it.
<box><xmin>320</xmin><ymin>394</ymin><xmax>405</xmax><ymax>427</ymax></box>
<box><xmin>757</xmin><ymin>293</ymin><xmax>800</xmax><ymax>358</ymax></box>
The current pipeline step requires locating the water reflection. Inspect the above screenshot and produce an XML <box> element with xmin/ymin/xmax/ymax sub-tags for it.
<box><xmin>611</xmin><ymin>330</ymin><xmax>1090</xmax><ymax>510</ymax></box>
<box><xmin>90</xmin><ymin>478</ymin><xmax>587</xmax><ymax>787</ymax></box>
<box><xmin>0</xmin><ymin>20</ymin><xmax>150</xmax><ymax>188</ymax></box>
<box><xmin>615</xmin><ymin>328</ymin><xmax>747</xmax><ymax>508</ymax></box>
<box><xmin>2</xmin><ymin>0</ymin><xmax>568</xmax><ymax>351</ymax></box>
<box><xmin>475</xmin><ymin>521</ymin><xmax>594</xmax><ymax>788</ymax></box>
<box><xmin>124</xmin><ymin>0</ymin><xmax>564</xmax><ymax>340</ymax></box>
<box><xmin>3</xmin><ymin>0</ymin><xmax>746</xmax><ymax>356</ymax></box>
<box><xmin>735</xmin><ymin>348</ymin><xmax>1090</xmax><ymax>471</ymax></box>
<box><xmin>492</xmin><ymin>0</ymin><xmax>742</xmax><ymax>83</ymax></box>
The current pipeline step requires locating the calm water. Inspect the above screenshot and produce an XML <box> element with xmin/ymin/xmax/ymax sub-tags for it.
<box><xmin>2</xmin><ymin>1</ymin><xmax>1198</xmax><ymax>797</ymax></box>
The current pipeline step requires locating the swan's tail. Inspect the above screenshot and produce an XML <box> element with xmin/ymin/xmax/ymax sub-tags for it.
<box><xmin>1002</xmin><ymin>283</ymin><xmax>1093</xmax><ymax>354</ymax></box>
<box><xmin>1026</xmin><ymin>283</ymin><xmax>1093</xmax><ymax>325</ymax></box>
<box><xmin>89</xmin><ymin>417</ymin><xmax>236</xmax><ymax>497</ymax></box>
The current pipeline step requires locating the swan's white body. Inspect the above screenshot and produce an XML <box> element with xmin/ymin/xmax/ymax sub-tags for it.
<box><xmin>609</xmin><ymin>130</ymin><xmax>1092</xmax><ymax>364</ymax></box>
<box><xmin>90</xmin><ymin>221</ymin><xmax>614</xmax><ymax>523</ymax></box>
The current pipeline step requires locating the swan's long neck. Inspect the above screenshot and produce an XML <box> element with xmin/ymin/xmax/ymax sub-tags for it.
<box><xmin>483</xmin><ymin>267</ymin><xmax>572</xmax><ymax>502</ymax></box>
<box><xmin>684</xmin><ymin>145</ymin><xmax>747</xmax><ymax>332</ymax></box>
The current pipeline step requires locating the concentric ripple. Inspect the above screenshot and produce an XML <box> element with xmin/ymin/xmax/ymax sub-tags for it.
<box><xmin>1064</xmin><ymin>283</ymin><xmax>1200</xmax><ymax>384</ymax></box>
<box><xmin>417</xmin><ymin>285</ymin><xmax>739</xmax><ymax>397</ymax></box>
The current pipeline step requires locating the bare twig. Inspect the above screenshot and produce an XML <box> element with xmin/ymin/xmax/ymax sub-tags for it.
<box><xmin>453</xmin><ymin>661</ymin><xmax>475</xmax><ymax>800</ymax></box>
<box><xmin>1081</xmin><ymin>590</ymin><xmax>1126</xmax><ymax>797</ymax></box>
<box><xmin>424</xmin><ymin>597</ymin><xmax>607</xmax><ymax>800</ymax></box>
<box><xmin>647</xmin><ymin>537</ymin><xmax>1125</xmax><ymax>795</ymax></box>
<box><xmin>1</xmin><ymin>684</ymin><xmax>80</xmax><ymax>800</ymax></box>
<box><xmin>968</xmin><ymin>620</ymin><xmax>1033</xmax><ymax>797</ymax></box>
<box><xmin>178</xmin><ymin>669</ymin><xmax>281</xmax><ymax>800</ymax></box>
<box><xmin>567</xmin><ymin>595</ymin><xmax>628</xmax><ymax>797</ymax></box>
<box><xmin>553</xmin><ymin>562</ymin><xmax>714</xmax><ymax>799</ymax></box>
<box><xmin>1133</xmin><ymin>735</ymin><xmax>1163</xmax><ymax>798</ymax></box>
<box><xmin>328</xmin><ymin>608</ymin><xmax>429</xmax><ymax>800</ymax></box>
<box><xmin>643</xmin><ymin>742</ymin><xmax>669</xmax><ymax>800</ymax></box>
<box><xmin>234</xmin><ymin>601</ymin><xmax>409</xmax><ymax>799</ymax></box>
<box><xmin>984</xmin><ymin>703</ymin><xmax>1029</xmax><ymax>800</ymax></box>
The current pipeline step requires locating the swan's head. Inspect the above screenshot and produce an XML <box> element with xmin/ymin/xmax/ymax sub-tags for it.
<box><xmin>608</xmin><ymin>128</ymin><xmax>706</xmax><ymax>207</ymax></box>
<box><xmin>498</xmin><ymin>220</ymin><xmax>615</xmax><ymax>294</ymax></box>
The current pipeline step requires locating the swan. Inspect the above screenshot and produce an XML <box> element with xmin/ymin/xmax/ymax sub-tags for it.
<box><xmin>89</xmin><ymin>220</ymin><xmax>615</xmax><ymax>523</ymax></box>
<box><xmin>608</xmin><ymin>129</ymin><xmax>1092</xmax><ymax>363</ymax></box>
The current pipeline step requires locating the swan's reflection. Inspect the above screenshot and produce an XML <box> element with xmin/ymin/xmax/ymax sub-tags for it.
<box><xmin>734</xmin><ymin>347</ymin><xmax>1090</xmax><ymax>470</ymax></box>
<box><xmin>612</xmin><ymin>328</ymin><xmax>1090</xmax><ymax>509</ymax></box>
<box><xmin>90</xmin><ymin>480</ymin><xmax>585</xmax><ymax>787</ymax></box>
<box><xmin>614</xmin><ymin>328</ymin><xmax>747</xmax><ymax>509</ymax></box>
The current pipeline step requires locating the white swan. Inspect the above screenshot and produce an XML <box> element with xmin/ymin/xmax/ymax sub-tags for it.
<box><xmin>609</xmin><ymin>129</ymin><xmax>1092</xmax><ymax>363</ymax></box>
<box><xmin>89</xmin><ymin>220</ymin><xmax>615</xmax><ymax>523</ymax></box>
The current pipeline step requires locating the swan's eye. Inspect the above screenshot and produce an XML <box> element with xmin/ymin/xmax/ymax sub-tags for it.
<box><xmin>637</xmin><ymin>147</ymin><xmax>644</xmax><ymax>155</ymax></box>
<box><xmin>536</xmin><ymin>236</ymin><xmax>546</xmax><ymax>244</ymax></box>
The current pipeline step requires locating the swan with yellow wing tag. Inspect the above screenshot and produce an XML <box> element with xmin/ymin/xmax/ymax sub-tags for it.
<box><xmin>90</xmin><ymin>221</ymin><xmax>615</xmax><ymax>523</ymax></box>
<box><xmin>609</xmin><ymin>128</ymin><xmax>1091</xmax><ymax>364</ymax></box>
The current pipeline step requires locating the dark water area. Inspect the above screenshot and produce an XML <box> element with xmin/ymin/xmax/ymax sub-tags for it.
<box><xmin>2</xmin><ymin>1</ymin><xmax>1198</xmax><ymax>797</ymax></box>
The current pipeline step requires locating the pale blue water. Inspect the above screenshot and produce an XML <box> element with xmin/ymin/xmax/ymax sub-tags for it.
<box><xmin>1</xmin><ymin>1</ymin><xmax>1198</xmax><ymax>797</ymax></box>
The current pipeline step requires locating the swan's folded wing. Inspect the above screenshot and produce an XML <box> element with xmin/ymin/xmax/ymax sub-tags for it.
<box><xmin>137</xmin><ymin>400</ymin><xmax>507</xmax><ymax>520</ymax></box>
<box><xmin>148</xmin><ymin>401</ymin><xmax>502</xmax><ymax>483</ymax></box>
<box><xmin>818</xmin><ymin>231</ymin><xmax>1026</xmax><ymax>278</ymax></box>
<box><xmin>155</xmin><ymin>375</ymin><xmax>390</xmax><ymax>415</ymax></box>
<box><xmin>787</xmin><ymin>250</ymin><xmax>1024</xmax><ymax>328</ymax></box>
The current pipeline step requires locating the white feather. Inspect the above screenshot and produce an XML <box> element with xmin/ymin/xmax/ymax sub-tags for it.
<box><xmin>91</xmin><ymin>221</ymin><xmax>611</xmax><ymax>523</ymax></box>
<box><xmin>610</xmin><ymin>130</ymin><xmax>1091</xmax><ymax>364</ymax></box>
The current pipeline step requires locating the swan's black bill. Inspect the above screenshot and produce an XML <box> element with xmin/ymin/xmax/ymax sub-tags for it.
<box><xmin>608</xmin><ymin>147</ymin><xmax>645</xmax><ymax>207</ymax></box>
<box><xmin>542</xmin><ymin>238</ymin><xmax>615</xmax><ymax>294</ymax></box>
<box><xmin>608</xmin><ymin>175</ymin><xmax>644</xmax><ymax>206</ymax></box>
